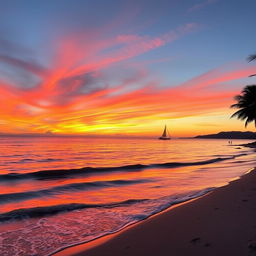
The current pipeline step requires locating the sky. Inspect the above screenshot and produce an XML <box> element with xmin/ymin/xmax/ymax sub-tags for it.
<box><xmin>0</xmin><ymin>0</ymin><xmax>256</xmax><ymax>137</ymax></box>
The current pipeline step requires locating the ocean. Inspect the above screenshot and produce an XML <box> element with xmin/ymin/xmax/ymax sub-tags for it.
<box><xmin>0</xmin><ymin>136</ymin><xmax>255</xmax><ymax>256</ymax></box>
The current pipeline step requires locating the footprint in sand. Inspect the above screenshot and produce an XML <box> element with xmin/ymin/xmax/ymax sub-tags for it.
<box><xmin>190</xmin><ymin>237</ymin><xmax>200</xmax><ymax>244</ymax></box>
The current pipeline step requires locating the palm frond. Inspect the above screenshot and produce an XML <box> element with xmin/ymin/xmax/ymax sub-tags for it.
<box><xmin>247</xmin><ymin>54</ymin><xmax>256</xmax><ymax>62</ymax></box>
<box><xmin>230</xmin><ymin>85</ymin><xmax>256</xmax><ymax>128</ymax></box>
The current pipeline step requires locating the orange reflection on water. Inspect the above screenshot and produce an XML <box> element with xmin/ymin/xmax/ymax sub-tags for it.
<box><xmin>0</xmin><ymin>137</ymin><xmax>254</xmax><ymax>216</ymax></box>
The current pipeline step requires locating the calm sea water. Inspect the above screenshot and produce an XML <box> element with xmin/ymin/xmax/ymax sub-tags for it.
<box><xmin>0</xmin><ymin>136</ymin><xmax>255</xmax><ymax>256</ymax></box>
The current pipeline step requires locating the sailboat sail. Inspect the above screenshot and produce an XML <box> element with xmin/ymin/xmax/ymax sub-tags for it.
<box><xmin>159</xmin><ymin>125</ymin><xmax>171</xmax><ymax>140</ymax></box>
<box><xmin>162</xmin><ymin>126</ymin><xmax>167</xmax><ymax>137</ymax></box>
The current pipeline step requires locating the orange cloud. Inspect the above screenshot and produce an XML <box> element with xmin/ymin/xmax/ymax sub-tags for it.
<box><xmin>0</xmin><ymin>22</ymin><xmax>255</xmax><ymax>136</ymax></box>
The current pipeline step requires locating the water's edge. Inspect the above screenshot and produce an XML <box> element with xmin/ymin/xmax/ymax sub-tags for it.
<box><xmin>51</xmin><ymin>189</ymin><xmax>213</xmax><ymax>256</ymax></box>
<box><xmin>52</xmin><ymin>166</ymin><xmax>255</xmax><ymax>256</ymax></box>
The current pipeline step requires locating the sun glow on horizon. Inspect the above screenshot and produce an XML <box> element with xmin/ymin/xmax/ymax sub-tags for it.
<box><xmin>0</xmin><ymin>4</ymin><xmax>256</xmax><ymax>137</ymax></box>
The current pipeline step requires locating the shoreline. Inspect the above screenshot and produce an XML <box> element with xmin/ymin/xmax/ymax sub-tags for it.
<box><xmin>53</xmin><ymin>192</ymin><xmax>209</xmax><ymax>256</ymax></box>
<box><xmin>54</xmin><ymin>166</ymin><xmax>256</xmax><ymax>256</ymax></box>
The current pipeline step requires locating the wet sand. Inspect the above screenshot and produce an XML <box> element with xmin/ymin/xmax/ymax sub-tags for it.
<box><xmin>56</xmin><ymin>167</ymin><xmax>256</xmax><ymax>256</ymax></box>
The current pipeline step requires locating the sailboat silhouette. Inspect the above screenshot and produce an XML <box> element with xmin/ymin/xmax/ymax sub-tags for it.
<box><xmin>159</xmin><ymin>125</ymin><xmax>171</xmax><ymax>140</ymax></box>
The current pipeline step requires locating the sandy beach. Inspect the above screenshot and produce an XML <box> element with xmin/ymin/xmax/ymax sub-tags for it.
<box><xmin>56</xmin><ymin>166</ymin><xmax>256</xmax><ymax>256</ymax></box>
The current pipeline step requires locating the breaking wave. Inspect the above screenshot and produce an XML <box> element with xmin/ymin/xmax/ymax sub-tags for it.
<box><xmin>0</xmin><ymin>188</ymin><xmax>214</xmax><ymax>256</ymax></box>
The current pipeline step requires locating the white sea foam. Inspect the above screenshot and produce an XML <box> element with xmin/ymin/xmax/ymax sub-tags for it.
<box><xmin>0</xmin><ymin>188</ymin><xmax>214</xmax><ymax>256</ymax></box>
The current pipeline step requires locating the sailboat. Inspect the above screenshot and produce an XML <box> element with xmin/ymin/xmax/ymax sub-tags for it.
<box><xmin>159</xmin><ymin>125</ymin><xmax>171</xmax><ymax>140</ymax></box>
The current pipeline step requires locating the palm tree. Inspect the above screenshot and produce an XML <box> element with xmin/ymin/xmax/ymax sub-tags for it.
<box><xmin>231</xmin><ymin>85</ymin><xmax>256</xmax><ymax>127</ymax></box>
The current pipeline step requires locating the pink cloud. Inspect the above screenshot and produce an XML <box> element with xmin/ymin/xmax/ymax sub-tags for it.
<box><xmin>1</xmin><ymin>19</ymin><xmax>254</xmax><ymax>134</ymax></box>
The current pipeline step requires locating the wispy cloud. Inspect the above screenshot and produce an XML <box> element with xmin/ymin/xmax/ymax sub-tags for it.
<box><xmin>0</xmin><ymin>16</ymin><xmax>252</xmax><ymax>135</ymax></box>
<box><xmin>187</xmin><ymin>0</ymin><xmax>218</xmax><ymax>13</ymax></box>
<box><xmin>0</xmin><ymin>57</ymin><xmax>254</xmax><ymax>135</ymax></box>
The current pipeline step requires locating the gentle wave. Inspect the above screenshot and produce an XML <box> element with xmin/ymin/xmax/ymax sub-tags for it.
<box><xmin>0</xmin><ymin>154</ymin><xmax>246</xmax><ymax>182</ymax></box>
<box><xmin>0</xmin><ymin>199</ymin><xmax>149</xmax><ymax>222</ymax></box>
<box><xmin>0</xmin><ymin>188</ymin><xmax>214</xmax><ymax>256</ymax></box>
<box><xmin>0</xmin><ymin>179</ymin><xmax>151</xmax><ymax>204</ymax></box>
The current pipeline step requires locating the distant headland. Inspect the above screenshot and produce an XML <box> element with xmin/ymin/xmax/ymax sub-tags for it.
<box><xmin>195</xmin><ymin>131</ymin><xmax>256</xmax><ymax>139</ymax></box>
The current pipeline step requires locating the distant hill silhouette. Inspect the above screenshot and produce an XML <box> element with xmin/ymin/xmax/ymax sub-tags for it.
<box><xmin>195</xmin><ymin>131</ymin><xmax>256</xmax><ymax>139</ymax></box>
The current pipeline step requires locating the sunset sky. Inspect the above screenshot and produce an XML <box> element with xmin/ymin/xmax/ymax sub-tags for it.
<box><xmin>0</xmin><ymin>0</ymin><xmax>256</xmax><ymax>137</ymax></box>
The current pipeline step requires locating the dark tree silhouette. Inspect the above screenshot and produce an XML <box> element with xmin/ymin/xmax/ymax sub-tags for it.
<box><xmin>248</xmin><ymin>54</ymin><xmax>256</xmax><ymax>62</ymax></box>
<box><xmin>231</xmin><ymin>85</ymin><xmax>256</xmax><ymax>127</ymax></box>
<box><xmin>248</xmin><ymin>53</ymin><xmax>256</xmax><ymax>77</ymax></box>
